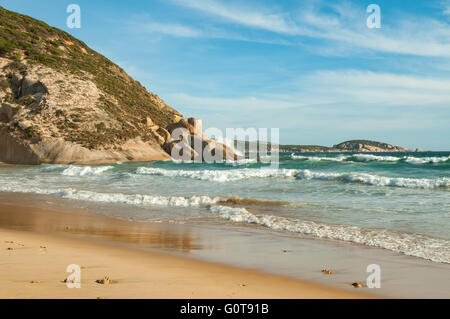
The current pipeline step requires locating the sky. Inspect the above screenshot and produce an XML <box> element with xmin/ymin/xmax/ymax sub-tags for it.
<box><xmin>2</xmin><ymin>0</ymin><xmax>450</xmax><ymax>150</ymax></box>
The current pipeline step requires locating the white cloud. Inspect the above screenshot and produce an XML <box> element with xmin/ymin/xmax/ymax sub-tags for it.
<box><xmin>169</xmin><ymin>0</ymin><xmax>450</xmax><ymax>57</ymax></box>
<box><xmin>169</xmin><ymin>71</ymin><xmax>450</xmax><ymax>113</ymax></box>
<box><xmin>442</xmin><ymin>0</ymin><xmax>450</xmax><ymax>15</ymax></box>
<box><xmin>160</xmin><ymin>69</ymin><xmax>449</xmax><ymax>150</ymax></box>
<box><xmin>302</xmin><ymin>70</ymin><xmax>450</xmax><ymax>106</ymax></box>
<box><xmin>131</xmin><ymin>19</ymin><xmax>292</xmax><ymax>44</ymax></box>
<box><xmin>164</xmin><ymin>70</ymin><xmax>450</xmax><ymax>132</ymax></box>
<box><xmin>170</xmin><ymin>0</ymin><xmax>305</xmax><ymax>35</ymax></box>
<box><xmin>167</xmin><ymin>93</ymin><xmax>303</xmax><ymax>112</ymax></box>
<box><xmin>141</xmin><ymin>22</ymin><xmax>202</xmax><ymax>37</ymax></box>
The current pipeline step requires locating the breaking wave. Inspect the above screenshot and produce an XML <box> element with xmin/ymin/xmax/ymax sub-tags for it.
<box><xmin>290</xmin><ymin>153</ymin><xmax>450</xmax><ymax>164</ymax></box>
<box><xmin>0</xmin><ymin>181</ymin><xmax>222</xmax><ymax>207</ymax></box>
<box><xmin>40</xmin><ymin>165</ymin><xmax>114</xmax><ymax>176</ymax></box>
<box><xmin>404</xmin><ymin>156</ymin><xmax>450</xmax><ymax>164</ymax></box>
<box><xmin>135</xmin><ymin>167</ymin><xmax>450</xmax><ymax>189</ymax></box>
<box><xmin>209</xmin><ymin>205</ymin><xmax>450</xmax><ymax>264</ymax></box>
<box><xmin>296</xmin><ymin>170</ymin><xmax>450</xmax><ymax>189</ymax></box>
<box><xmin>135</xmin><ymin>167</ymin><xmax>297</xmax><ymax>182</ymax></box>
<box><xmin>0</xmin><ymin>178</ymin><xmax>448</xmax><ymax>263</ymax></box>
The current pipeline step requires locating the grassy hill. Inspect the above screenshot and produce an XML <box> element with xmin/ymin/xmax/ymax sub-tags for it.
<box><xmin>0</xmin><ymin>5</ymin><xmax>181</xmax><ymax>148</ymax></box>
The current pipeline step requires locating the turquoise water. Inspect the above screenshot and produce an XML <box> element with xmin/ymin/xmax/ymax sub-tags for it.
<box><xmin>0</xmin><ymin>152</ymin><xmax>449</xmax><ymax>263</ymax></box>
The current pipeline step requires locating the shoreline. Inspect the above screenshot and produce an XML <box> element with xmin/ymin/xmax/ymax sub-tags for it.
<box><xmin>0</xmin><ymin>192</ymin><xmax>449</xmax><ymax>298</ymax></box>
<box><xmin>0</xmin><ymin>199</ymin><xmax>372</xmax><ymax>299</ymax></box>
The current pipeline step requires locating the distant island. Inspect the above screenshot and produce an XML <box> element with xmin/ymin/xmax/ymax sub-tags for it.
<box><xmin>278</xmin><ymin>140</ymin><xmax>414</xmax><ymax>153</ymax></box>
<box><xmin>236</xmin><ymin>139</ymin><xmax>416</xmax><ymax>153</ymax></box>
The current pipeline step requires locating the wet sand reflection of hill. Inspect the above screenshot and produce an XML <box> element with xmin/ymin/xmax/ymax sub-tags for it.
<box><xmin>0</xmin><ymin>198</ymin><xmax>203</xmax><ymax>253</ymax></box>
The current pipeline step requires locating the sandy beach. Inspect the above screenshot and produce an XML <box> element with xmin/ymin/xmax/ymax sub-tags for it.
<box><xmin>0</xmin><ymin>200</ymin><xmax>372</xmax><ymax>299</ymax></box>
<box><xmin>1</xmin><ymin>0</ymin><xmax>449</xmax><ymax>303</ymax></box>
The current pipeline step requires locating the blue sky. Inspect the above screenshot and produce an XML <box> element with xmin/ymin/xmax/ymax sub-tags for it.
<box><xmin>2</xmin><ymin>0</ymin><xmax>450</xmax><ymax>150</ymax></box>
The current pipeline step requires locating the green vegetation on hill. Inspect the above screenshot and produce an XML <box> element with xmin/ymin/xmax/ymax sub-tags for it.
<box><xmin>0</xmin><ymin>6</ymin><xmax>180</xmax><ymax>146</ymax></box>
<box><xmin>232</xmin><ymin>139</ymin><xmax>407</xmax><ymax>153</ymax></box>
<box><xmin>278</xmin><ymin>145</ymin><xmax>331</xmax><ymax>152</ymax></box>
<box><xmin>278</xmin><ymin>139</ymin><xmax>407</xmax><ymax>152</ymax></box>
<box><xmin>333</xmin><ymin>140</ymin><xmax>394</xmax><ymax>149</ymax></box>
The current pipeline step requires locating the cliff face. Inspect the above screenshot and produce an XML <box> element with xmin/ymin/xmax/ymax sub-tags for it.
<box><xmin>0</xmin><ymin>6</ymin><xmax>235</xmax><ymax>164</ymax></box>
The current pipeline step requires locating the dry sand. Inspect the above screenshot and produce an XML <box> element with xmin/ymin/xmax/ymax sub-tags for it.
<box><xmin>0</xmin><ymin>201</ymin><xmax>373</xmax><ymax>299</ymax></box>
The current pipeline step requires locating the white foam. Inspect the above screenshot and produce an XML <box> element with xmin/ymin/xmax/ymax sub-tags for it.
<box><xmin>290</xmin><ymin>153</ymin><xmax>450</xmax><ymax>165</ymax></box>
<box><xmin>135</xmin><ymin>167</ymin><xmax>298</xmax><ymax>182</ymax></box>
<box><xmin>209</xmin><ymin>205</ymin><xmax>450</xmax><ymax>264</ymax></box>
<box><xmin>296</xmin><ymin>169</ymin><xmax>450</xmax><ymax>189</ymax></box>
<box><xmin>56</xmin><ymin>190</ymin><xmax>221</xmax><ymax>207</ymax></box>
<box><xmin>135</xmin><ymin>167</ymin><xmax>449</xmax><ymax>189</ymax></box>
<box><xmin>291</xmin><ymin>154</ymin><xmax>348</xmax><ymax>162</ymax></box>
<box><xmin>41</xmin><ymin>165</ymin><xmax>113</xmax><ymax>176</ymax></box>
<box><xmin>405</xmin><ymin>156</ymin><xmax>450</xmax><ymax>165</ymax></box>
<box><xmin>352</xmin><ymin>154</ymin><xmax>400</xmax><ymax>162</ymax></box>
<box><xmin>0</xmin><ymin>181</ymin><xmax>222</xmax><ymax>208</ymax></box>
<box><xmin>290</xmin><ymin>154</ymin><xmax>400</xmax><ymax>162</ymax></box>
<box><xmin>1</xmin><ymin>178</ymin><xmax>448</xmax><ymax>263</ymax></box>
<box><xmin>225</xmin><ymin>158</ymin><xmax>258</xmax><ymax>166</ymax></box>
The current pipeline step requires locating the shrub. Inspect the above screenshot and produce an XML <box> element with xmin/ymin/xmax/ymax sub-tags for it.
<box><xmin>95</xmin><ymin>122</ymin><xmax>106</xmax><ymax>132</ymax></box>
<box><xmin>19</xmin><ymin>95</ymin><xmax>35</xmax><ymax>105</ymax></box>
<box><xmin>26</xmin><ymin>126</ymin><xmax>36</xmax><ymax>138</ymax></box>
<box><xmin>0</xmin><ymin>78</ymin><xmax>9</xmax><ymax>90</ymax></box>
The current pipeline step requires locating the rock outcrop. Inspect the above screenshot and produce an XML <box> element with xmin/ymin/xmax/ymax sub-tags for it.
<box><xmin>0</xmin><ymin>6</ymin><xmax>237</xmax><ymax>164</ymax></box>
<box><xmin>332</xmin><ymin>140</ymin><xmax>411</xmax><ymax>152</ymax></box>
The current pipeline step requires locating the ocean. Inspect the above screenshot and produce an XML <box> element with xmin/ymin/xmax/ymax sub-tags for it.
<box><xmin>1</xmin><ymin>152</ymin><xmax>449</xmax><ymax>264</ymax></box>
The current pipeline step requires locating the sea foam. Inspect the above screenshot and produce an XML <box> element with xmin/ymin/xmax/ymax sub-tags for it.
<box><xmin>296</xmin><ymin>170</ymin><xmax>450</xmax><ymax>189</ymax></box>
<box><xmin>135</xmin><ymin>167</ymin><xmax>297</xmax><ymax>182</ymax></box>
<box><xmin>404</xmin><ymin>156</ymin><xmax>450</xmax><ymax>164</ymax></box>
<box><xmin>0</xmin><ymin>181</ymin><xmax>222</xmax><ymax>208</ymax></box>
<box><xmin>290</xmin><ymin>153</ymin><xmax>450</xmax><ymax>164</ymax></box>
<box><xmin>209</xmin><ymin>205</ymin><xmax>450</xmax><ymax>264</ymax></box>
<box><xmin>40</xmin><ymin>165</ymin><xmax>114</xmax><ymax>176</ymax></box>
<box><xmin>135</xmin><ymin>167</ymin><xmax>450</xmax><ymax>189</ymax></box>
<box><xmin>0</xmin><ymin>178</ymin><xmax>448</xmax><ymax>263</ymax></box>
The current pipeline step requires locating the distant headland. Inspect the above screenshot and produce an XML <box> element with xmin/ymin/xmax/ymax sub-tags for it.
<box><xmin>277</xmin><ymin>140</ymin><xmax>415</xmax><ymax>153</ymax></box>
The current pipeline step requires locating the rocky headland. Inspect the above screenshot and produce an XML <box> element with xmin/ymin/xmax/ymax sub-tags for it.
<box><xmin>277</xmin><ymin>140</ymin><xmax>412</xmax><ymax>153</ymax></box>
<box><xmin>0</xmin><ymin>6</ymin><xmax>236</xmax><ymax>165</ymax></box>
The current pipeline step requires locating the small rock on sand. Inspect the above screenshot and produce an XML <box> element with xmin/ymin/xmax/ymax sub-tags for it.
<box><xmin>96</xmin><ymin>276</ymin><xmax>113</xmax><ymax>285</ymax></box>
<box><xmin>63</xmin><ymin>278</ymin><xmax>76</xmax><ymax>284</ymax></box>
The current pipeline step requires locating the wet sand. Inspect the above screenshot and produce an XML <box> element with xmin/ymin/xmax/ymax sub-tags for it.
<box><xmin>0</xmin><ymin>192</ymin><xmax>449</xmax><ymax>298</ymax></box>
<box><xmin>0</xmin><ymin>199</ymin><xmax>372</xmax><ymax>299</ymax></box>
